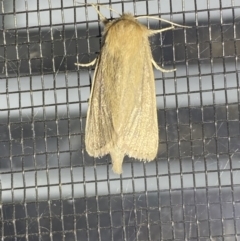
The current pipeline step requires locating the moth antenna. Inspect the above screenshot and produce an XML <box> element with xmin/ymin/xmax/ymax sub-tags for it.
<box><xmin>75</xmin><ymin>2</ymin><xmax>107</xmax><ymax>22</ymax></box>
<box><xmin>75</xmin><ymin>2</ymin><xmax>121</xmax><ymax>23</ymax></box>
<box><xmin>135</xmin><ymin>16</ymin><xmax>191</xmax><ymax>28</ymax></box>
<box><xmin>148</xmin><ymin>26</ymin><xmax>175</xmax><ymax>36</ymax></box>
<box><xmin>90</xmin><ymin>4</ymin><xmax>108</xmax><ymax>23</ymax></box>
<box><xmin>93</xmin><ymin>4</ymin><xmax>121</xmax><ymax>17</ymax></box>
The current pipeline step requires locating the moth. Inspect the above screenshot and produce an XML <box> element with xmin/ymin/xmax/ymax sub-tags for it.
<box><xmin>76</xmin><ymin>4</ymin><xmax>188</xmax><ymax>174</ymax></box>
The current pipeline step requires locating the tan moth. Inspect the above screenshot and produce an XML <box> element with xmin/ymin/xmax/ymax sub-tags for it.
<box><xmin>76</xmin><ymin>4</ymin><xmax>188</xmax><ymax>174</ymax></box>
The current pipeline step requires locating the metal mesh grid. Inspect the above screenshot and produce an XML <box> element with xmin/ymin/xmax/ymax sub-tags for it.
<box><xmin>0</xmin><ymin>0</ymin><xmax>240</xmax><ymax>240</ymax></box>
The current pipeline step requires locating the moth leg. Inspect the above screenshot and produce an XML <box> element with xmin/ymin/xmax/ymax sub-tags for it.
<box><xmin>150</xmin><ymin>26</ymin><xmax>176</xmax><ymax>72</ymax></box>
<box><xmin>149</xmin><ymin>26</ymin><xmax>175</xmax><ymax>35</ymax></box>
<box><xmin>75</xmin><ymin>58</ymin><xmax>97</xmax><ymax>67</ymax></box>
<box><xmin>151</xmin><ymin>59</ymin><xmax>176</xmax><ymax>73</ymax></box>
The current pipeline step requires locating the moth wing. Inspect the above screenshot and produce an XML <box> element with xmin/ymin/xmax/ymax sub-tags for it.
<box><xmin>85</xmin><ymin>56</ymin><xmax>115</xmax><ymax>157</ymax></box>
<box><xmin>116</xmin><ymin>40</ymin><xmax>159</xmax><ymax>161</ymax></box>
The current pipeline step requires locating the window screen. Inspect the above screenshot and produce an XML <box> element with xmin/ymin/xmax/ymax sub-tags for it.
<box><xmin>0</xmin><ymin>0</ymin><xmax>240</xmax><ymax>240</ymax></box>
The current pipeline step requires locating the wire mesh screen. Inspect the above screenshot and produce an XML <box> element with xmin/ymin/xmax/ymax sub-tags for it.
<box><xmin>0</xmin><ymin>0</ymin><xmax>240</xmax><ymax>240</ymax></box>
